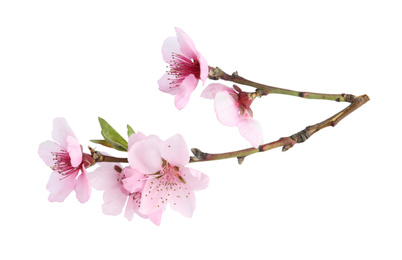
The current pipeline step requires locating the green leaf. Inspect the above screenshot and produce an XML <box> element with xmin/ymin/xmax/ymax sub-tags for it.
<box><xmin>90</xmin><ymin>139</ymin><xmax>114</xmax><ymax>148</ymax></box>
<box><xmin>127</xmin><ymin>124</ymin><xmax>135</xmax><ymax>137</ymax></box>
<box><xmin>98</xmin><ymin>117</ymin><xmax>128</xmax><ymax>151</ymax></box>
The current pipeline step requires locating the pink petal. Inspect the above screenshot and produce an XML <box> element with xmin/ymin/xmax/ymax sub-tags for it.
<box><xmin>175</xmin><ymin>27</ymin><xmax>197</xmax><ymax>60</ymax></box>
<box><xmin>128</xmin><ymin>132</ymin><xmax>147</xmax><ymax>151</ymax></box>
<box><xmin>214</xmin><ymin>91</ymin><xmax>240</xmax><ymax>126</ymax></box>
<box><xmin>87</xmin><ymin>163</ymin><xmax>119</xmax><ymax>190</ymax></box>
<box><xmin>140</xmin><ymin>177</ymin><xmax>169</xmax><ymax>215</ymax></box>
<box><xmin>101</xmin><ymin>188</ymin><xmax>128</xmax><ymax>216</ymax></box>
<box><xmin>46</xmin><ymin>170</ymin><xmax>78</xmax><ymax>202</ymax></box>
<box><xmin>158</xmin><ymin>73</ymin><xmax>180</xmax><ymax>95</ymax></box>
<box><xmin>128</xmin><ymin>138</ymin><xmax>162</xmax><ymax>175</ymax></box>
<box><xmin>160</xmin><ymin>134</ymin><xmax>189</xmax><ymax>167</ymax></box>
<box><xmin>38</xmin><ymin>140</ymin><xmax>62</xmax><ymax>167</ymax></box>
<box><xmin>122</xmin><ymin>167</ymin><xmax>146</xmax><ymax>193</ymax></box>
<box><xmin>52</xmin><ymin>117</ymin><xmax>77</xmax><ymax>148</ymax></box>
<box><xmin>181</xmin><ymin>167</ymin><xmax>209</xmax><ymax>191</ymax></box>
<box><xmin>75</xmin><ymin>167</ymin><xmax>91</xmax><ymax>203</ymax></box>
<box><xmin>237</xmin><ymin>117</ymin><xmax>264</xmax><ymax>148</ymax></box>
<box><xmin>66</xmin><ymin>135</ymin><xmax>82</xmax><ymax>167</ymax></box>
<box><xmin>148</xmin><ymin>209</ymin><xmax>164</xmax><ymax>226</ymax></box>
<box><xmin>174</xmin><ymin>74</ymin><xmax>197</xmax><ymax>110</ymax></box>
<box><xmin>197</xmin><ymin>52</ymin><xmax>209</xmax><ymax>84</ymax></box>
<box><xmin>169</xmin><ymin>184</ymin><xmax>196</xmax><ymax>218</ymax></box>
<box><xmin>201</xmin><ymin>83</ymin><xmax>235</xmax><ymax>99</ymax></box>
<box><xmin>124</xmin><ymin>196</ymin><xmax>135</xmax><ymax>221</ymax></box>
<box><xmin>130</xmin><ymin>193</ymin><xmax>148</xmax><ymax>219</ymax></box>
<box><xmin>162</xmin><ymin>36</ymin><xmax>182</xmax><ymax>63</ymax></box>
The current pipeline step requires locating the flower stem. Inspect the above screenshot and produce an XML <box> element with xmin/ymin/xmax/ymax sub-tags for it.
<box><xmin>190</xmin><ymin>94</ymin><xmax>370</xmax><ymax>164</ymax></box>
<box><xmin>100</xmin><ymin>155</ymin><xmax>128</xmax><ymax>163</ymax></box>
<box><xmin>208</xmin><ymin>67</ymin><xmax>356</xmax><ymax>103</ymax></box>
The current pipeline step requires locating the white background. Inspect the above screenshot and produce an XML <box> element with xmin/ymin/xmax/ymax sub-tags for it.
<box><xmin>1</xmin><ymin>0</ymin><xmax>401</xmax><ymax>259</ymax></box>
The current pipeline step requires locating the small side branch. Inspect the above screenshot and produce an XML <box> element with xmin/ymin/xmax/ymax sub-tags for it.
<box><xmin>208</xmin><ymin>66</ymin><xmax>356</xmax><ymax>103</ymax></box>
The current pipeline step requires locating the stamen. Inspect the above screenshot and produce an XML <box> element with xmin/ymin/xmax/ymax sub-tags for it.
<box><xmin>51</xmin><ymin>150</ymin><xmax>79</xmax><ymax>178</ymax></box>
<box><xmin>166</xmin><ymin>52</ymin><xmax>200</xmax><ymax>89</ymax></box>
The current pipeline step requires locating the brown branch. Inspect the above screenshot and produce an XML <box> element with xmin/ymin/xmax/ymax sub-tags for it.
<box><xmin>190</xmin><ymin>94</ymin><xmax>370</xmax><ymax>164</ymax></box>
<box><xmin>208</xmin><ymin>66</ymin><xmax>356</xmax><ymax>103</ymax></box>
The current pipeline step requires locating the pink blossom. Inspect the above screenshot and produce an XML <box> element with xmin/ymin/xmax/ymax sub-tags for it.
<box><xmin>88</xmin><ymin>163</ymin><xmax>163</xmax><ymax>225</ymax></box>
<box><xmin>127</xmin><ymin>133</ymin><xmax>209</xmax><ymax>218</ymax></box>
<box><xmin>38</xmin><ymin>117</ymin><xmax>92</xmax><ymax>203</ymax></box>
<box><xmin>201</xmin><ymin>83</ymin><xmax>263</xmax><ymax>148</ymax></box>
<box><xmin>158</xmin><ymin>27</ymin><xmax>209</xmax><ymax>110</ymax></box>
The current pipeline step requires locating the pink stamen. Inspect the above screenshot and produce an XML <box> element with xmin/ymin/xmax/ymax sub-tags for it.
<box><xmin>167</xmin><ymin>53</ymin><xmax>200</xmax><ymax>89</ymax></box>
<box><xmin>51</xmin><ymin>150</ymin><xmax>79</xmax><ymax>178</ymax></box>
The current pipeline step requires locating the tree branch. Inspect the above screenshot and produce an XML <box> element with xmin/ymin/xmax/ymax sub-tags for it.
<box><xmin>190</xmin><ymin>94</ymin><xmax>370</xmax><ymax>164</ymax></box>
<box><xmin>208</xmin><ymin>66</ymin><xmax>356</xmax><ymax>103</ymax></box>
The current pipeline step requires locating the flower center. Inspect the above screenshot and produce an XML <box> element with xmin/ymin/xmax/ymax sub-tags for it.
<box><xmin>230</xmin><ymin>85</ymin><xmax>258</xmax><ymax>117</ymax></box>
<box><xmin>154</xmin><ymin>159</ymin><xmax>186</xmax><ymax>187</ymax></box>
<box><xmin>167</xmin><ymin>52</ymin><xmax>200</xmax><ymax>89</ymax></box>
<box><xmin>51</xmin><ymin>150</ymin><xmax>79</xmax><ymax>177</ymax></box>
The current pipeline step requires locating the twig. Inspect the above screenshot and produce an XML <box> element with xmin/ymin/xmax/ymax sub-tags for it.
<box><xmin>189</xmin><ymin>94</ymin><xmax>369</xmax><ymax>164</ymax></box>
<box><xmin>208</xmin><ymin>66</ymin><xmax>356</xmax><ymax>103</ymax></box>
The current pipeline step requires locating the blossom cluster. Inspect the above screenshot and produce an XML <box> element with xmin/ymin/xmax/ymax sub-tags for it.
<box><xmin>158</xmin><ymin>28</ymin><xmax>263</xmax><ymax>147</ymax></box>
<box><xmin>39</xmin><ymin>118</ymin><xmax>209</xmax><ymax>225</ymax></box>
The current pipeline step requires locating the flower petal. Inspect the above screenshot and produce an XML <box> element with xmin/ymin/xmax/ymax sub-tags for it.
<box><xmin>140</xmin><ymin>177</ymin><xmax>169</xmax><ymax>215</ymax></box>
<box><xmin>161</xmin><ymin>134</ymin><xmax>189</xmax><ymax>167</ymax></box>
<box><xmin>128</xmin><ymin>132</ymin><xmax>147</xmax><ymax>151</ymax></box>
<box><xmin>175</xmin><ymin>27</ymin><xmax>197</xmax><ymax>60</ymax></box>
<box><xmin>124</xmin><ymin>195</ymin><xmax>135</xmax><ymax>221</ymax></box>
<box><xmin>46</xmin><ymin>170</ymin><xmax>78</xmax><ymax>202</ymax></box>
<box><xmin>214</xmin><ymin>91</ymin><xmax>240</xmax><ymax>126</ymax></box>
<box><xmin>169</xmin><ymin>184</ymin><xmax>196</xmax><ymax>218</ymax></box>
<box><xmin>162</xmin><ymin>36</ymin><xmax>181</xmax><ymax>63</ymax></box>
<box><xmin>148</xmin><ymin>209</ymin><xmax>164</xmax><ymax>226</ymax></box>
<box><xmin>52</xmin><ymin>117</ymin><xmax>77</xmax><ymax>148</ymax></box>
<box><xmin>122</xmin><ymin>167</ymin><xmax>146</xmax><ymax>193</ymax></box>
<box><xmin>101</xmin><ymin>187</ymin><xmax>127</xmax><ymax>216</ymax></box>
<box><xmin>87</xmin><ymin>163</ymin><xmax>119</xmax><ymax>190</ymax></box>
<box><xmin>201</xmin><ymin>83</ymin><xmax>235</xmax><ymax>99</ymax></box>
<box><xmin>128</xmin><ymin>138</ymin><xmax>162</xmax><ymax>175</ymax></box>
<box><xmin>237</xmin><ymin>117</ymin><xmax>264</xmax><ymax>148</ymax></box>
<box><xmin>197</xmin><ymin>52</ymin><xmax>209</xmax><ymax>84</ymax></box>
<box><xmin>38</xmin><ymin>140</ymin><xmax>62</xmax><ymax>167</ymax></box>
<box><xmin>158</xmin><ymin>73</ymin><xmax>180</xmax><ymax>95</ymax></box>
<box><xmin>181</xmin><ymin>167</ymin><xmax>209</xmax><ymax>191</ymax></box>
<box><xmin>75</xmin><ymin>167</ymin><xmax>91</xmax><ymax>203</ymax></box>
<box><xmin>130</xmin><ymin>192</ymin><xmax>148</xmax><ymax>219</ymax></box>
<box><xmin>174</xmin><ymin>74</ymin><xmax>197</xmax><ymax>110</ymax></box>
<box><xmin>66</xmin><ymin>135</ymin><xmax>82</xmax><ymax>167</ymax></box>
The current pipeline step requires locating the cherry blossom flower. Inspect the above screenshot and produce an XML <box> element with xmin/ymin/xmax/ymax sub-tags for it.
<box><xmin>88</xmin><ymin>163</ymin><xmax>163</xmax><ymax>225</ymax></box>
<box><xmin>201</xmin><ymin>83</ymin><xmax>263</xmax><ymax>148</ymax></box>
<box><xmin>127</xmin><ymin>133</ymin><xmax>209</xmax><ymax>218</ymax></box>
<box><xmin>158</xmin><ymin>27</ymin><xmax>209</xmax><ymax>110</ymax></box>
<box><xmin>38</xmin><ymin>117</ymin><xmax>92</xmax><ymax>203</ymax></box>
